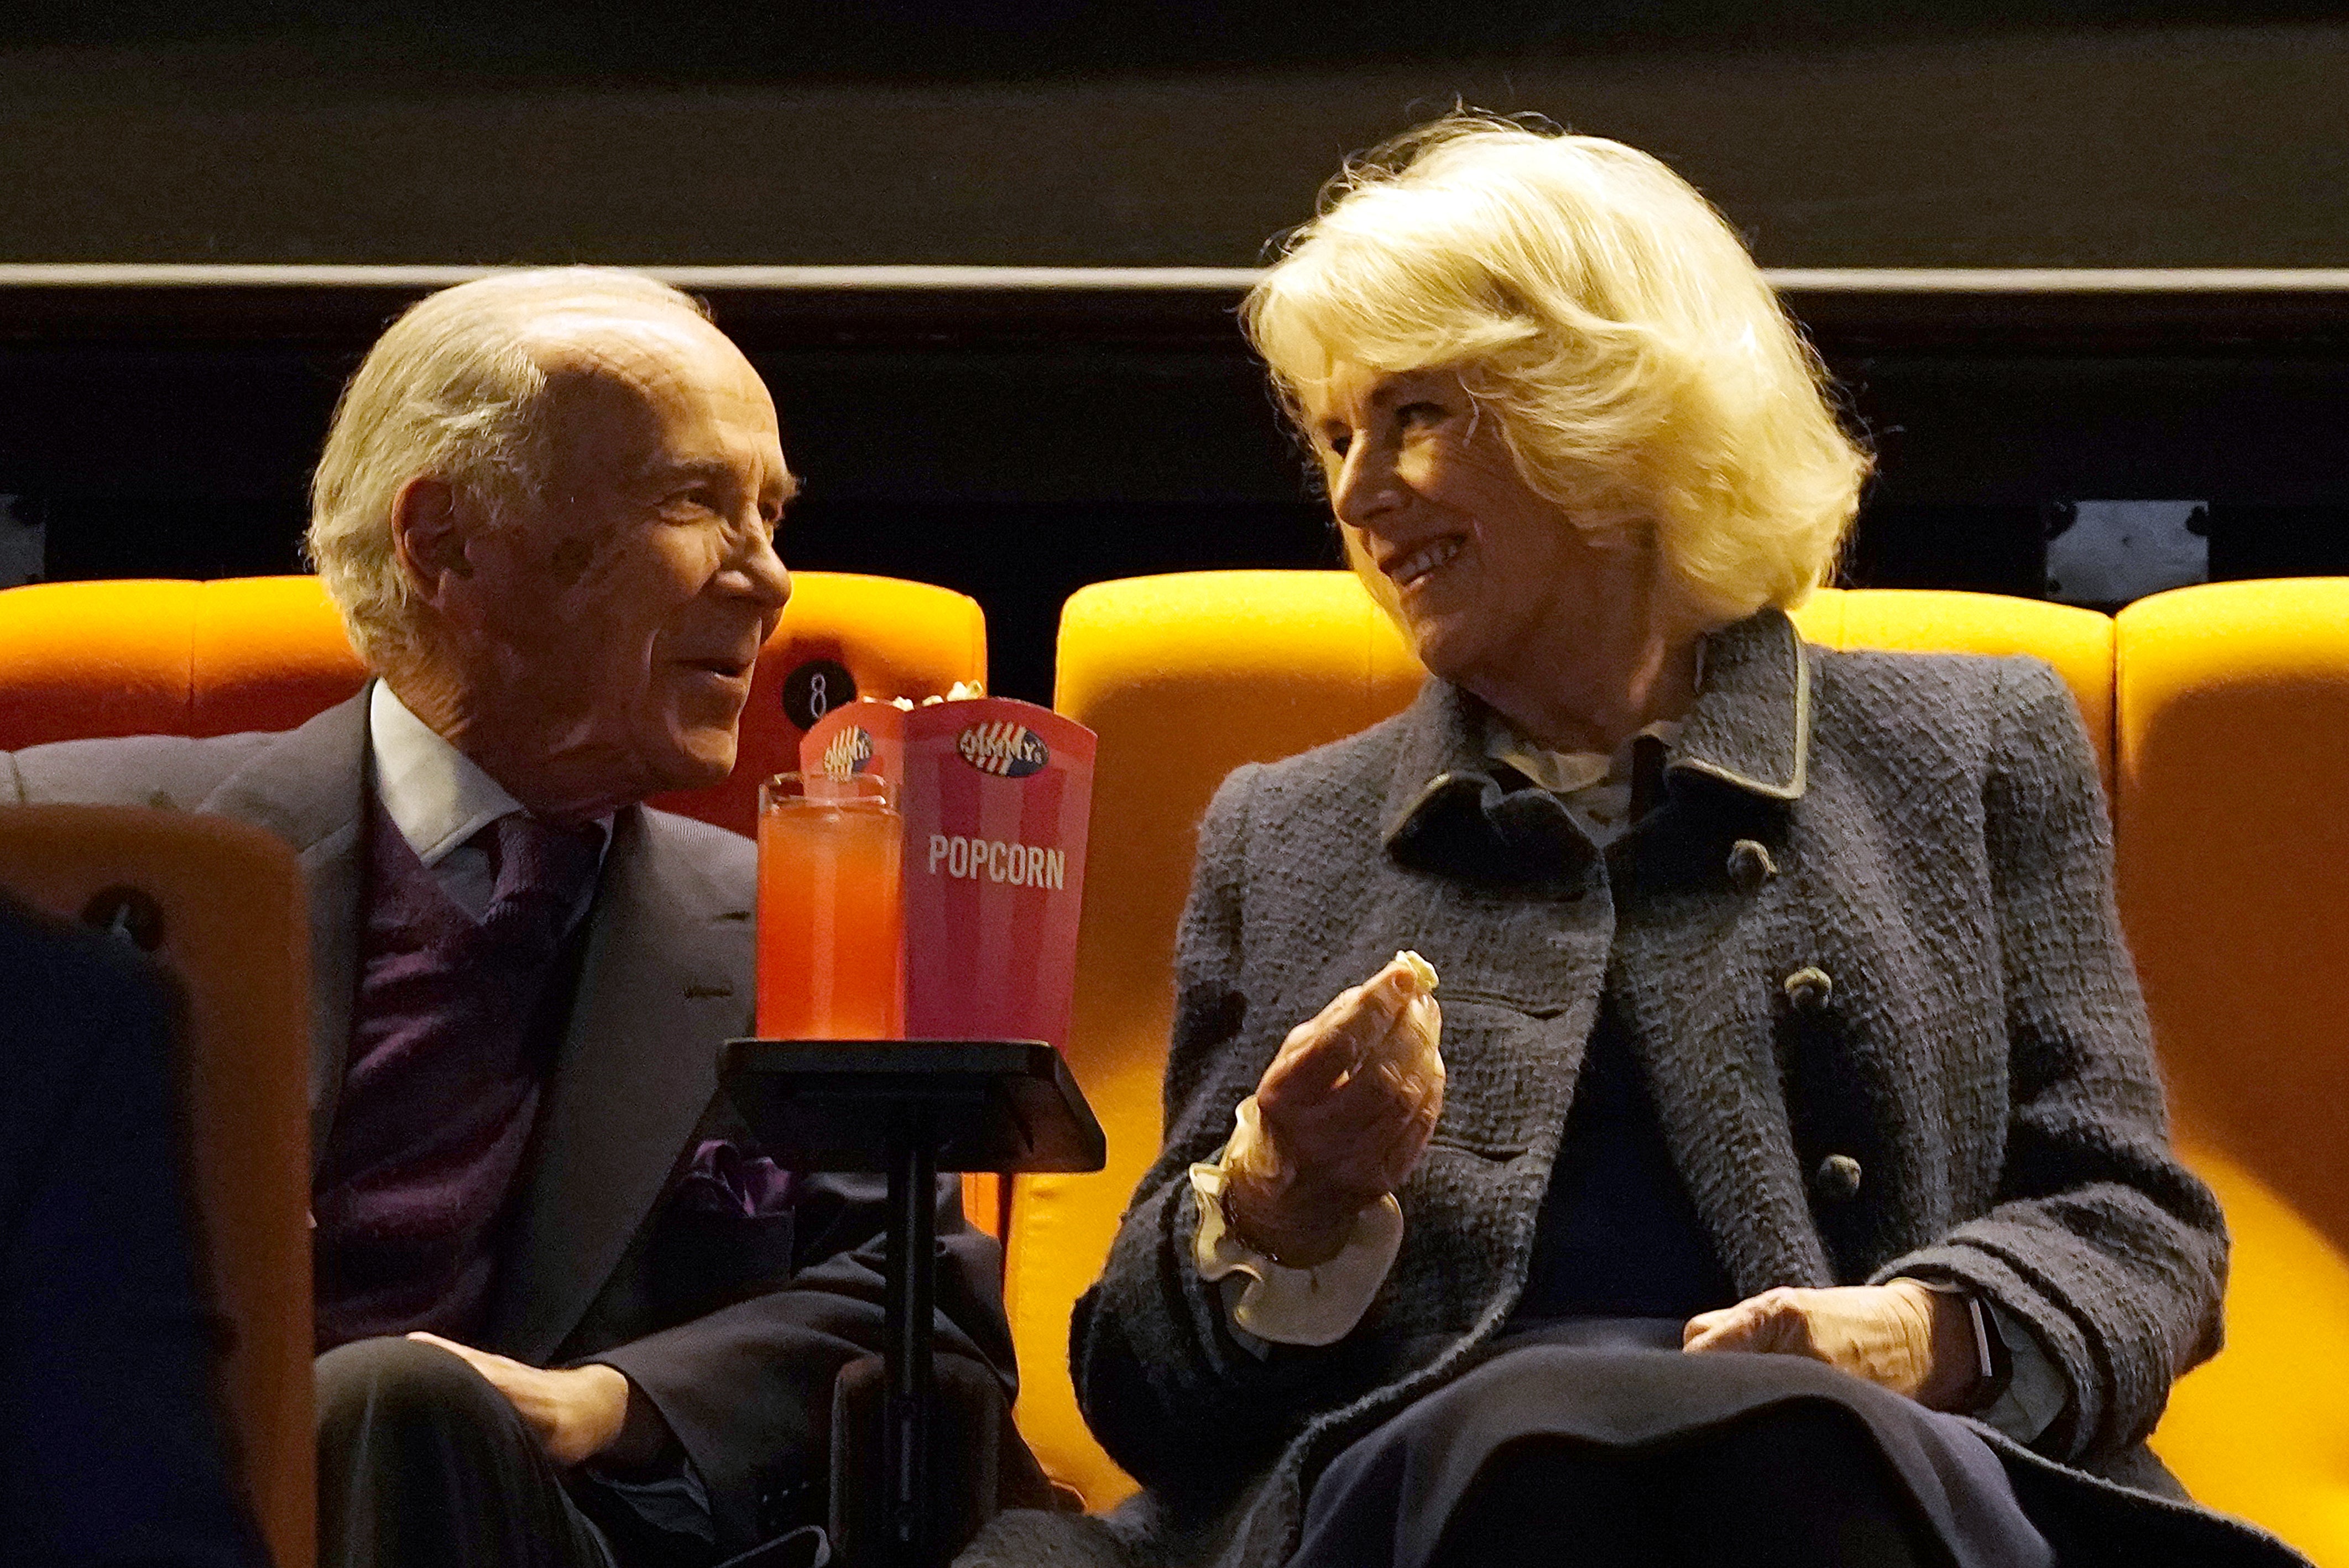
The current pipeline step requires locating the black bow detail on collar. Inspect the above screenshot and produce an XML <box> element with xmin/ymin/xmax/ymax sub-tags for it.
<box><xmin>1385</xmin><ymin>768</ymin><xmax>1596</xmax><ymax>882</ymax></box>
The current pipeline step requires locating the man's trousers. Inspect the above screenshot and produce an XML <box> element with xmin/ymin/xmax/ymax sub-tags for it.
<box><xmin>316</xmin><ymin>1336</ymin><xmax>634</xmax><ymax>1568</ymax></box>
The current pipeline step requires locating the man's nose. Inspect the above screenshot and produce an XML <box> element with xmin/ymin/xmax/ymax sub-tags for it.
<box><xmin>745</xmin><ymin>531</ymin><xmax>792</xmax><ymax>614</ymax></box>
<box><xmin>723</xmin><ymin>517</ymin><xmax>793</xmax><ymax>615</ymax></box>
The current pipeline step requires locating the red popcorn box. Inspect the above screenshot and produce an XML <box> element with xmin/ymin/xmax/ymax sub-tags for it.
<box><xmin>800</xmin><ymin>696</ymin><xmax>1097</xmax><ymax>1051</ymax></box>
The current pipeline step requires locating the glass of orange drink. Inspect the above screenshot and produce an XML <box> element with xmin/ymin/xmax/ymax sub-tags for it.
<box><xmin>756</xmin><ymin>772</ymin><xmax>905</xmax><ymax>1039</ymax></box>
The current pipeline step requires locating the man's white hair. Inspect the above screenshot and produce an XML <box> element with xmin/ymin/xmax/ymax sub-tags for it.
<box><xmin>306</xmin><ymin>267</ymin><xmax>710</xmax><ymax>663</ymax></box>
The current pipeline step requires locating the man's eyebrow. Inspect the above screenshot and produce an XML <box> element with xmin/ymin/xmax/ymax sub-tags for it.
<box><xmin>645</xmin><ymin>458</ymin><xmax>741</xmax><ymax>487</ymax></box>
<box><xmin>645</xmin><ymin>459</ymin><xmax>798</xmax><ymax>501</ymax></box>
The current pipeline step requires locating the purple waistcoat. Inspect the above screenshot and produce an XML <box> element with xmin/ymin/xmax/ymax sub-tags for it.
<box><xmin>310</xmin><ymin>797</ymin><xmax>588</xmax><ymax>1351</ymax></box>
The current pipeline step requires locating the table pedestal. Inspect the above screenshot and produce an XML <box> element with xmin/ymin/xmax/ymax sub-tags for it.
<box><xmin>882</xmin><ymin>1128</ymin><xmax>937</xmax><ymax>1563</ymax></box>
<box><xmin>720</xmin><ymin>1040</ymin><xmax>1106</xmax><ymax>1568</ymax></box>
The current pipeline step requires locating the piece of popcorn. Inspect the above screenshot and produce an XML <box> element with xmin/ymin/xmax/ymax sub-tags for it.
<box><xmin>1393</xmin><ymin>949</ymin><xmax>1439</xmax><ymax>992</ymax></box>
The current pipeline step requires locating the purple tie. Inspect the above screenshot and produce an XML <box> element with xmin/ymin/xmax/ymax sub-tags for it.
<box><xmin>471</xmin><ymin>813</ymin><xmax>605</xmax><ymax>965</ymax></box>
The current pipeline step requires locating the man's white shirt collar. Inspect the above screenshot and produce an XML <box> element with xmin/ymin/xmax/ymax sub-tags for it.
<box><xmin>368</xmin><ymin>681</ymin><xmax>530</xmax><ymax>869</ymax></box>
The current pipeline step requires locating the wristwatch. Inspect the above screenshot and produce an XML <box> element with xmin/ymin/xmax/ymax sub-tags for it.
<box><xmin>1912</xmin><ymin>1278</ymin><xmax>2014</xmax><ymax>1411</ymax></box>
<box><xmin>1962</xmin><ymin>1292</ymin><xmax>2017</xmax><ymax>1410</ymax></box>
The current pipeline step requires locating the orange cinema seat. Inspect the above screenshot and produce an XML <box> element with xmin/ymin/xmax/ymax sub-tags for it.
<box><xmin>0</xmin><ymin>572</ymin><xmax>990</xmax><ymax>837</ymax></box>
<box><xmin>2117</xmin><ymin>579</ymin><xmax>2349</xmax><ymax>1565</ymax></box>
<box><xmin>1016</xmin><ymin>573</ymin><xmax>2125</xmax><ymax>1512</ymax></box>
<box><xmin>0</xmin><ymin>576</ymin><xmax>369</xmax><ymax>748</ymax></box>
<box><xmin>0</xmin><ymin>572</ymin><xmax>1007</xmax><ymax>1244</ymax></box>
<box><xmin>0</xmin><ymin>806</ymin><xmax>313</xmax><ymax>1568</ymax></box>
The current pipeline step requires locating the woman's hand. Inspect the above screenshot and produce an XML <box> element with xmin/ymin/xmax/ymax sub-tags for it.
<box><xmin>1680</xmin><ymin>1282</ymin><xmax>1981</xmax><ymax>1409</ymax></box>
<box><xmin>1221</xmin><ymin>955</ymin><xmax>1444</xmax><ymax>1268</ymax></box>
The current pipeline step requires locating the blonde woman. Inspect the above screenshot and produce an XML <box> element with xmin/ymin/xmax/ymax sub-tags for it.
<box><xmin>964</xmin><ymin>119</ymin><xmax>2304</xmax><ymax>1568</ymax></box>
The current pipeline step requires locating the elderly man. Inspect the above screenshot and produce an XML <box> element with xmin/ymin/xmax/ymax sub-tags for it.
<box><xmin>0</xmin><ymin>270</ymin><xmax>1035</xmax><ymax>1567</ymax></box>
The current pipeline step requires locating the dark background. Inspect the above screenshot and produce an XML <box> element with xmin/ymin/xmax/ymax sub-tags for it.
<box><xmin>5</xmin><ymin>2</ymin><xmax>2348</xmax><ymax>268</ymax></box>
<box><xmin>3</xmin><ymin>3</ymin><xmax>2347</xmax><ymax>702</ymax></box>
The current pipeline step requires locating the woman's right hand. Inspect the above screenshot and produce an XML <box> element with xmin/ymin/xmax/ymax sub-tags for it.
<box><xmin>1220</xmin><ymin>955</ymin><xmax>1444</xmax><ymax>1268</ymax></box>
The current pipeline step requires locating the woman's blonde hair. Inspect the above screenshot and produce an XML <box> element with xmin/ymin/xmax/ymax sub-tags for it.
<box><xmin>1244</xmin><ymin>115</ymin><xmax>1868</xmax><ymax>628</ymax></box>
<box><xmin>306</xmin><ymin>267</ymin><xmax>708</xmax><ymax>663</ymax></box>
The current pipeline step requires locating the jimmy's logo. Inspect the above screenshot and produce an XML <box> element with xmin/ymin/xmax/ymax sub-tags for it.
<box><xmin>956</xmin><ymin>721</ymin><xmax>1049</xmax><ymax>777</ymax></box>
<box><xmin>820</xmin><ymin>726</ymin><xmax>875</xmax><ymax>777</ymax></box>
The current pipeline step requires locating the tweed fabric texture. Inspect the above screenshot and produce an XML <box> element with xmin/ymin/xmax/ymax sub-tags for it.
<box><xmin>1041</xmin><ymin>609</ymin><xmax>2292</xmax><ymax>1568</ymax></box>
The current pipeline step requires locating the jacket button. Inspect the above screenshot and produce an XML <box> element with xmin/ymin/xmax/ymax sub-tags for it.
<box><xmin>1727</xmin><ymin>838</ymin><xmax>1777</xmax><ymax>894</ymax></box>
<box><xmin>1783</xmin><ymin>965</ymin><xmax>1833</xmax><ymax>1012</ymax></box>
<box><xmin>1815</xmin><ymin>1153</ymin><xmax>1863</xmax><ymax>1202</ymax></box>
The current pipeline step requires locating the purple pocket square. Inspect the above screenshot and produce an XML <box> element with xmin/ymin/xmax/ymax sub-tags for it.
<box><xmin>676</xmin><ymin>1140</ymin><xmax>795</xmax><ymax>1219</ymax></box>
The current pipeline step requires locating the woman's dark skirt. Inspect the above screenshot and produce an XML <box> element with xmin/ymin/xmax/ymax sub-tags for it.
<box><xmin>956</xmin><ymin>1323</ymin><xmax>2311</xmax><ymax>1568</ymax></box>
<box><xmin>1291</xmin><ymin>1319</ymin><xmax>2054</xmax><ymax>1568</ymax></box>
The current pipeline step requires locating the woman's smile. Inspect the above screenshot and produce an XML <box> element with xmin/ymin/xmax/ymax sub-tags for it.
<box><xmin>1382</xmin><ymin>534</ymin><xmax>1466</xmax><ymax>592</ymax></box>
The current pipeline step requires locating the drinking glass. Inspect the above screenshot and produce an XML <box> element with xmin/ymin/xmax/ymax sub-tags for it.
<box><xmin>756</xmin><ymin>772</ymin><xmax>904</xmax><ymax>1039</ymax></box>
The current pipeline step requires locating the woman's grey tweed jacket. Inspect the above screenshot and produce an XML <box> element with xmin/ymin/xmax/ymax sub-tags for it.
<box><xmin>964</xmin><ymin>608</ymin><xmax>2305</xmax><ymax>1568</ymax></box>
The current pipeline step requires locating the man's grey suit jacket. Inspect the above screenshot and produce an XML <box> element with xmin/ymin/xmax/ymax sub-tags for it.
<box><xmin>1</xmin><ymin>687</ymin><xmax>1024</xmax><ymax>1553</ymax></box>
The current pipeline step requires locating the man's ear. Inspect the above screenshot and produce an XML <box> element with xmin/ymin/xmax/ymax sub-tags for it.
<box><xmin>388</xmin><ymin>476</ymin><xmax>475</xmax><ymax>604</ymax></box>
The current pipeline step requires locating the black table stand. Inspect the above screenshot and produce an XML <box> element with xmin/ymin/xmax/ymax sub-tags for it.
<box><xmin>719</xmin><ymin>1040</ymin><xmax>1108</xmax><ymax>1568</ymax></box>
<box><xmin>883</xmin><ymin>1121</ymin><xmax>936</xmax><ymax>1564</ymax></box>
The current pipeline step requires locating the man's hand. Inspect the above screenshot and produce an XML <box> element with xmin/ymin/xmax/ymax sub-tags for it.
<box><xmin>406</xmin><ymin>1332</ymin><xmax>633</xmax><ymax>1466</ymax></box>
<box><xmin>1679</xmin><ymin>1282</ymin><xmax>1979</xmax><ymax>1409</ymax></box>
<box><xmin>1223</xmin><ymin>954</ymin><xmax>1444</xmax><ymax>1268</ymax></box>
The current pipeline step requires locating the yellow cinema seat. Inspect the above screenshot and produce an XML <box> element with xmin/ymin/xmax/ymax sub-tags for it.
<box><xmin>0</xmin><ymin>806</ymin><xmax>313</xmax><ymax>1568</ymax></box>
<box><xmin>1016</xmin><ymin>573</ymin><xmax>2116</xmax><ymax>1508</ymax></box>
<box><xmin>2118</xmin><ymin>579</ymin><xmax>2349</xmax><ymax>1564</ymax></box>
<box><xmin>1018</xmin><ymin>572</ymin><xmax>1421</xmax><ymax>1507</ymax></box>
